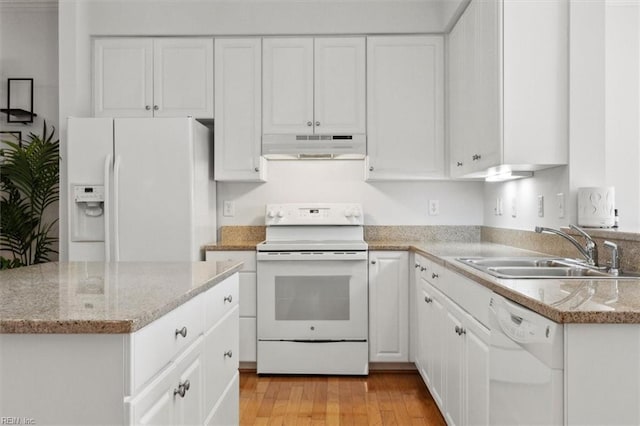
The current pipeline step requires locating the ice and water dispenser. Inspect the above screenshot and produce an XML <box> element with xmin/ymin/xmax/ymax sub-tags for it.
<box><xmin>70</xmin><ymin>185</ymin><xmax>105</xmax><ymax>241</ymax></box>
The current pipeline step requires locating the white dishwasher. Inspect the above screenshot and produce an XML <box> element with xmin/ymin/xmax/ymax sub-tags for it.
<box><xmin>488</xmin><ymin>293</ymin><xmax>564</xmax><ymax>425</ymax></box>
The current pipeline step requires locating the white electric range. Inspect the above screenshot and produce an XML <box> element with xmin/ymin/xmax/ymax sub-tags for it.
<box><xmin>256</xmin><ymin>203</ymin><xmax>369</xmax><ymax>375</ymax></box>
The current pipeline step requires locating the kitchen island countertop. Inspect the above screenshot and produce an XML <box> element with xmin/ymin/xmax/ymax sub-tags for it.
<box><xmin>0</xmin><ymin>261</ymin><xmax>243</xmax><ymax>334</ymax></box>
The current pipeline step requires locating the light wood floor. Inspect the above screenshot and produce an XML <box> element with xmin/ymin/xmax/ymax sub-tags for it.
<box><xmin>239</xmin><ymin>371</ymin><xmax>447</xmax><ymax>425</ymax></box>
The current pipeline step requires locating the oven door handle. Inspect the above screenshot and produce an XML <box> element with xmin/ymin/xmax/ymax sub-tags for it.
<box><xmin>257</xmin><ymin>251</ymin><xmax>368</xmax><ymax>261</ymax></box>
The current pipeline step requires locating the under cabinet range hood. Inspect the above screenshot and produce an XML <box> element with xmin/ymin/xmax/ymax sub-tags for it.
<box><xmin>262</xmin><ymin>134</ymin><xmax>366</xmax><ymax>159</ymax></box>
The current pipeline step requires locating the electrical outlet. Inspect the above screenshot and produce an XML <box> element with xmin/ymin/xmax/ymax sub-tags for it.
<box><xmin>428</xmin><ymin>200</ymin><xmax>440</xmax><ymax>216</ymax></box>
<box><xmin>497</xmin><ymin>197</ymin><xmax>503</xmax><ymax>216</ymax></box>
<box><xmin>511</xmin><ymin>198</ymin><xmax>517</xmax><ymax>218</ymax></box>
<box><xmin>537</xmin><ymin>195</ymin><xmax>544</xmax><ymax>217</ymax></box>
<box><xmin>223</xmin><ymin>200</ymin><xmax>235</xmax><ymax>217</ymax></box>
<box><xmin>557</xmin><ymin>193</ymin><xmax>565</xmax><ymax>218</ymax></box>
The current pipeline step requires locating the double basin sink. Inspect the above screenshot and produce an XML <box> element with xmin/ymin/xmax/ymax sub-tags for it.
<box><xmin>456</xmin><ymin>257</ymin><xmax>640</xmax><ymax>279</ymax></box>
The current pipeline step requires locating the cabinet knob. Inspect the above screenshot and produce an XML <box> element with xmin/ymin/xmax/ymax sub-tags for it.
<box><xmin>224</xmin><ymin>295</ymin><xmax>233</xmax><ymax>303</ymax></box>
<box><xmin>145</xmin><ymin>105</ymin><xmax>151</xmax><ymax>111</ymax></box>
<box><xmin>175</xmin><ymin>326</ymin><xmax>188</xmax><ymax>338</ymax></box>
<box><xmin>307</xmin><ymin>121</ymin><xmax>313</xmax><ymax>126</ymax></box>
<box><xmin>457</xmin><ymin>162</ymin><xmax>463</xmax><ymax>167</ymax></box>
<box><xmin>315</xmin><ymin>121</ymin><xmax>320</xmax><ymax>126</ymax></box>
<box><xmin>254</xmin><ymin>167</ymin><xmax>260</xmax><ymax>172</ymax></box>
<box><xmin>369</xmin><ymin>166</ymin><xmax>374</xmax><ymax>172</ymax></box>
<box><xmin>414</xmin><ymin>263</ymin><xmax>421</xmax><ymax>269</ymax></box>
<box><xmin>153</xmin><ymin>105</ymin><xmax>159</xmax><ymax>111</ymax></box>
<box><xmin>371</xmin><ymin>260</ymin><xmax>377</xmax><ymax>264</ymax></box>
<box><xmin>424</xmin><ymin>296</ymin><xmax>433</xmax><ymax>303</ymax></box>
<box><xmin>173</xmin><ymin>380</ymin><xmax>190</xmax><ymax>398</ymax></box>
<box><xmin>224</xmin><ymin>350</ymin><xmax>233</xmax><ymax>358</ymax></box>
<box><xmin>432</xmin><ymin>273</ymin><xmax>439</xmax><ymax>279</ymax></box>
<box><xmin>420</xmin><ymin>266</ymin><xmax>426</xmax><ymax>272</ymax></box>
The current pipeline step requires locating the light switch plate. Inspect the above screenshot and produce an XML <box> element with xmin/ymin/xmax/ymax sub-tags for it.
<box><xmin>557</xmin><ymin>193</ymin><xmax>565</xmax><ymax>218</ymax></box>
<box><xmin>538</xmin><ymin>195</ymin><xmax>544</xmax><ymax>217</ymax></box>
<box><xmin>511</xmin><ymin>198</ymin><xmax>517</xmax><ymax>218</ymax></box>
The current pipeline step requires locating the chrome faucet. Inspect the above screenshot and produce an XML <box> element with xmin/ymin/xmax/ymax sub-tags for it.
<box><xmin>534</xmin><ymin>224</ymin><xmax>598</xmax><ymax>266</ymax></box>
<box><xmin>603</xmin><ymin>240</ymin><xmax>621</xmax><ymax>276</ymax></box>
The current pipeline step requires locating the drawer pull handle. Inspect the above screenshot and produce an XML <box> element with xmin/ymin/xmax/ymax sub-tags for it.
<box><xmin>173</xmin><ymin>380</ymin><xmax>191</xmax><ymax>398</ymax></box>
<box><xmin>420</xmin><ymin>266</ymin><xmax>426</xmax><ymax>272</ymax></box>
<box><xmin>224</xmin><ymin>295</ymin><xmax>233</xmax><ymax>303</ymax></box>
<box><xmin>455</xmin><ymin>326</ymin><xmax>466</xmax><ymax>336</ymax></box>
<box><xmin>424</xmin><ymin>296</ymin><xmax>432</xmax><ymax>304</ymax></box>
<box><xmin>224</xmin><ymin>350</ymin><xmax>233</xmax><ymax>358</ymax></box>
<box><xmin>175</xmin><ymin>326</ymin><xmax>187</xmax><ymax>338</ymax></box>
<box><xmin>414</xmin><ymin>263</ymin><xmax>421</xmax><ymax>269</ymax></box>
<box><xmin>432</xmin><ymin>273</ymin><xmax>439</xmax><ymax>279</ymax></box>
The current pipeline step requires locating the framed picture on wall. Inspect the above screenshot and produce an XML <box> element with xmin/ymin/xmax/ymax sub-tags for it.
<box><xmin>0</xmin><ymin>130</ymin><xmax>22</xmax><ymax>145</ymax></box>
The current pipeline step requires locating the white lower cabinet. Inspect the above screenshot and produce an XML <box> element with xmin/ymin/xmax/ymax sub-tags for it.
<box><xmin>414</xmin><ymin>253</ymin><xmax>490</xmax><ymax>426</ymax></box>
<box><xmin>368</xmin><ymin>251</ymin><xmax>409</xmax><ymax>362</ymax></box>
<box><xmin>206</xmin><ymin>250</ymin><xmax>258</xmax><ymax>364</ymax></box>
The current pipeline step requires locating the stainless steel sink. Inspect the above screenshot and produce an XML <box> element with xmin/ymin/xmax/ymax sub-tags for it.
<box><xmin>456</xmin><ymin>257</ymin><xmax>640</xmax><ymax>279</ymax></box>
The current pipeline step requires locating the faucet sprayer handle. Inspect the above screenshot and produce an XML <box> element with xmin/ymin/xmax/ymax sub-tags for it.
<box><xmin>604</xmin><ymin>240</ymin><xmax>621</xmax><ymax>274</ymax></box>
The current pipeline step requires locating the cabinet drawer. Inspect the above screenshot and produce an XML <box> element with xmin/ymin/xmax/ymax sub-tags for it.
<box><xmin>447</xmin><ymin>271</ymin><xmax>492</xmax><ymax>328</ymax></box>
<box><xmin>130</xmin><ymin>295</ymin><xmax>204</xmax><ymax>395</ymax></box>
<box><xmin>206</xmin><ymin>250</ymin><xmax>256</xmax><ymax>271</ymax></box>
<box><xmin>205</xmin><ymin>273</ymin><xmax>239</xmax><ymax>330</ymax></box>
<box><xmin>203</xmin><ymin>306</ymin><xmax>239</xmax><ymax>415</ymax></box>
<box><xmin>239</xmin><ymin>272</ymin><xmax>257</xmax><ymax>317</ymax></box>
<box><xmin>239</xmin><ymin>317</ymin><xmax>257</xmax><ymax>362</ymax></box>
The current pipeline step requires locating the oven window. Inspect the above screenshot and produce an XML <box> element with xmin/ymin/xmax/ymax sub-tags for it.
<box><xmin>275</xmin><ymin>276</ymin><xmax>350</xmax><ymax>320</ymax></box>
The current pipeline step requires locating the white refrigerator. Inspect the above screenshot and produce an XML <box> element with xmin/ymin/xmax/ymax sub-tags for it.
<box><xmin>67</xmin><ymin>117</ymin><xmax>215</xmax><ymax>261</ymax></box>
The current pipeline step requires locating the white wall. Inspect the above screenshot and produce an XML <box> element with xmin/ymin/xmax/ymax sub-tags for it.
<box><xmin>482</xmin><ymin>166</ymin><xmax>569</xmax><ymax>231</ymax></box>
<box><xmin>217</xmin><ymin>161</ymin><xmax>484</xmax><ymax>226</ymax></box>
<box><xmin>0</xmin><ymin>2</ymin><xmax>58</xmax><ymax>136</ymax></box>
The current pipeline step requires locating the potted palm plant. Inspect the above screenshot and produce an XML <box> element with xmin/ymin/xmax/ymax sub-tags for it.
<box><xmin>0</xmin><ymin>122</ymin><xmax>60</xmax><ymax>269</ymax></box>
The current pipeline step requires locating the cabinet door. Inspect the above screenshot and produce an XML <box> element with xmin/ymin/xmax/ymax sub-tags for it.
<box><xmin>464</xmin><ymin>315</ymin><xmax>490</xmax><ymax>426</ymax></box>
<box><xmin>420</xmin><ymin>280</ymin><xmax>446</xmax><ymax>410</ymax></box>
<box><xmin>214</xmin><ymin>38</ymin><xmax>265</xmax><ymax>181</ymax></box>
<box><xmin>368</xmin><ymin>251</ymin><xmax>409</xmax><ymax>362</ymax></box>
<box><xmin>366</xmin><ymin>36</ymin><xmax>445</xmax><ymax>180</ymax></box>
<box><xmin>153</xmin><ymin>38</ymin><xmax>214</xmax><ymax>118</ymax></box>
<box><xmin>263</xmin><ymin>38</ymin><xmax>314</xmax><ymax>134</ymax></box>
<box><xmin>443</xmin><ymin>306</ymin><xmax>464</xmax><ymax>426</ymax></box>
<box><xmin>448</xmin><ymin>12</ymin><xmax>469</xmax><ymax>177</ymax></box>
<box><xmin>94</xmin><ymin>38</ymin><xmax>153</xmax><ymax>117</ymax></box>
<box><xmin>314</xmin><ymin>37</ymin><xmax>366</xmax><ymax>134</ymax></box>
<box><xmin>467</xmin><ymin>0</ymin><xmax>501</xmax><ymax>173</ymax></box>
<box><xmin>173</xmin><ymin>338</ymin><xmax>204</xmax><ymax>426</ymax></box>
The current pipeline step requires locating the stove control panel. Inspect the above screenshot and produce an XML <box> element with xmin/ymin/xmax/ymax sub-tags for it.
<box><xmin>265</xmin><ymin>203</ymin><xmax>364</xmax><ymax>226</ymax></box>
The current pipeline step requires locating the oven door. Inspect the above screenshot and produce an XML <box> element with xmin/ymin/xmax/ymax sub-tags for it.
<box><xmin>257</xmin><ymin>251</ymin><xmax>368</xmax><ymax>341</ymax></box>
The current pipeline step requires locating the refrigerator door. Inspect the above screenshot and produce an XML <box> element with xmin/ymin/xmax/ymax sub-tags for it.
<box><xmin>67</xmin><ymin>117</ymin><xmax>114</xmax><ymax>261</ymax></box>
<box><xmin>113</xmin><ymin>118</ymin><xmax>196</xmax><ymax>261</ymax></box>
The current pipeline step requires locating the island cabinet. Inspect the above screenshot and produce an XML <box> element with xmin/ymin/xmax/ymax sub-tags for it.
<box><xmin>94</xmin><ymin>37</ymin><xmax>213</xmax><ymax>119</ymax></box>
<box><xmin>448</xmin><ymin>0</ymin><xmax>568</xmax><ymax>178</ymax></box>
<box><xmin>366</xmin><ymin>36</ymin><xmax>445</xmax><ymax>180</ymax></box>
<box><xmin>206</xmin><ymin>250</ymin><xmax>258</xmax><ymax>365</ymax></box>
<box><xmin>262</xmin><ymin>37</ymin><xmax>366</xmax><ymax>135</ymax></box>
<box><xmin>413</xmin><ymin>254</ymin><xmax>490</xmax><ymax>426</ymax></box>
<box><xmin>214</xmin><ymin>38</ymin><xmax>266</xmax><ymax>182</ymax></box>
<box><xmin>0</xmin><ymin>273</ymin><xmax>240</xmax><ymax>426</ymax></box>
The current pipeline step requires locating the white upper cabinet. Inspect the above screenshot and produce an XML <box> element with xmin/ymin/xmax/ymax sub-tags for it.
<box><xmin>314</xmin><ymin>38</ymin><xmax>366</xmax><ymax>134</ymax></box>
<box><xmin>94</xmin><ymin>38</ymin><xmax>213</xmax><ymax>118</ymax></box>
<box><xmin>214</xmin><ymin>38</ymin><xmax>266</xmax><ymax>182</ymax></box>
<box><xmin>94</xmin><ymin>38</ymin><xmax>154</xmax><ymax>118</ymax></box>
<box><xmin>262</xmin><ymin>37</ymin><xmax>365</xmax><ymax>135</ymax></box>
<box><xmin>449</xmin><ymin>0</ymin><xmax>568</xmax><ymax>178</ymax></box>
<box><xmin>366</xmin><ymin>36</ymin><xmax>445</xmax><ymax>180</ymax></box>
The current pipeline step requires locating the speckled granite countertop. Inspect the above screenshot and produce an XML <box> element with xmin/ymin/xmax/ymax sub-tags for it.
<box><xmin>404</xmin><ymin>241</ymin><xmax>640</xmax><ymax>324</ymax></box>
<box><xmin>0</xmin><ymin>261</ymin><xmax>243</xmax><ymax>334</ymax></box>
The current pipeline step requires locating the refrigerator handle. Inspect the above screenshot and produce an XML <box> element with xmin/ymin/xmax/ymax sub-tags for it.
<box><xmin>113</xmin><ymin>155</ymin><xmax>122</xmax><ymax>262</ymax></box>
<box><xmin>103</xmin><ymin>154</ymin><xmax>112</xmax><ymax>262</ymax></box>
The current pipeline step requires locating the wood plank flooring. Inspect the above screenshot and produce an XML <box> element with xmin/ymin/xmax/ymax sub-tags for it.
<box><xmin>239</xmin><ymin>371</ymin><xmax>446</xmax><ymax>425</ymax></box>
